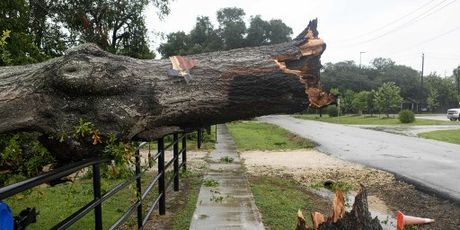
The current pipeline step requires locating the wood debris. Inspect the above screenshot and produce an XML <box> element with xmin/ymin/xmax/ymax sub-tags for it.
<box><xmin>296</xmin><ymin>186</ymin><xmax>382</xmax><ymax>230</ymax></box>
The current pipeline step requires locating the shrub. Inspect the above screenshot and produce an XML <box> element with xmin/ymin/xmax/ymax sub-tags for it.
<box><xmin>0</xmin><ymin>133</ymin><xmax>55</xmax><ymax>186</ymax></box>
<box><xmin>327</xmin><ymin>105</ymin><xmax>338</xmax><ymax>117</ymax></box>
<box><xmin>399</xmin><ymin>110</ymin><xmax>415</xmax><ymax>123</ymax></box>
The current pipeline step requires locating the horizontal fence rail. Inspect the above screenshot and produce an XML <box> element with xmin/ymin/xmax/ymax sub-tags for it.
<box><xmin>0</xmin><ymin>129</ymin><xmax>205</xmax><ymax>229</ymax></box>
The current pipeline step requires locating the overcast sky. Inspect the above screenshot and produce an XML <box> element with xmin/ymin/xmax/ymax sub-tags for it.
<box><xmin>145</xmin><ymin>0</ymin><xmax>460</xmax><ymax>76</ymax></box>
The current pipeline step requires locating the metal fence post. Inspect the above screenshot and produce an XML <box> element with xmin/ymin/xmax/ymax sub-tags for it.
<box><xmin>135</xmin><ymin>148</ymin><xmax>143</xmax><ymax>228</ymax></box>
<box><xmin>197</xmin><ymin>128</ymin><xmax>202</xmax><ymax>149</ymax></box>
<box><xmin>92</xmin><ymin>164</ymin><xmax>103</xmax><ymax>230</ymax></box>
<box><xmin>182</xmin><ymin>133</ymin><xmax>187</xmax><ymax>171</ymax></box>
<box><xmin>158</xmin><ymin>137</ymin><xmax>166</xmax><ymax>215</ymax></box>
<box><xmin>173</xmin><ymin>133</ymin><xmax>179</xmax><ymax>191</ymax></box>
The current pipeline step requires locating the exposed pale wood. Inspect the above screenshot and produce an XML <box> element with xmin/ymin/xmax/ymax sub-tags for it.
<box><xmin>317</xmin><ymin>185</ymin><xmax>383</xmax><ymax>230</ymax></box>
<box><xmin>312</xmin><ymin>212</ymin><xmax>326</xmax><ymax>230</ymax></box>
<box><xmin>332</xmin><ymin>189</ymin><xmax>345</xmax><ymax>222</ymax></box>
<box><xmin>296</xmin><ymin>209</ymin><xmax>310</xmax><ymax>230</ymax></box>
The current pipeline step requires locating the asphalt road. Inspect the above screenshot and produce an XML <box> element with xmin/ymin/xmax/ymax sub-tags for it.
<box><xmin>258</xmin><ymin>115</ymin><xmax>460</xmax><ymax>202</ymax></box>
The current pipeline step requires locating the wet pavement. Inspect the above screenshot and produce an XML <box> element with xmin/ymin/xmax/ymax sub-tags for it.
<box><xmin>415</xmin><ymin>113</ymin><xmax>450</xmax><ymax>121</ymax></box>
<box><xmin>350</xmin><ymin>124</ymin><xmax>460</xmax><ymax>137</ymax></box>
<box><xmin>189</xmin><ymin>124</ymin><xmax>265</xmax><ymax>230</ymax></box>
<box><xmin>259</xmin><ymin>115</ymin><xmax>460</xmax><ymax>203</ymax></box>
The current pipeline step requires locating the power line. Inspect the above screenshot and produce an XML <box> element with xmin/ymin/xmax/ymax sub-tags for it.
<box><xmin>411</xmin><ymin>24</ymin><xmax>460</xmax><ymax>47</ymax></box>
<box><xmin>384</xmin><ymin>23</ymin><xmax>460</xmax><ymax>57</ymax></box>
<box><xmin>344</xmin><ymin>0</ymin><xmax>456</xmax><ymax>47</ymax></box>
<box><xmin>339</xmin><ymin>0</ymin><xmax>436</xmax><ymax>42</ymax></box>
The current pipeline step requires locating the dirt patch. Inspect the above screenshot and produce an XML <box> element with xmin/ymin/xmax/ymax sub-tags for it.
<box><xmin>241</xmin><ymin>149</ymin><xmax>460</xmax><ymax>230</ymax></box>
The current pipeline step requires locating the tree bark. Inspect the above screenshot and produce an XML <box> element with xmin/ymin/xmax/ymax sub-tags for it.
<box><xmin>0</xmin><ymin>19</ymin><xmax>334</xmax><ymax>160</ymax></box>
<box><xmin>318</xmin><ymin>186</ymin><xmax>383</xmax><ymax>230</ymax></box>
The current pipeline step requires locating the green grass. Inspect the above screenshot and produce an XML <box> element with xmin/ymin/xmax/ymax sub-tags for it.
<box><xmin>219</xmin><ymin>156</ymin><xmax>234</xmax><ymax>163</ymax></box>
<box><xmin>418</xmin><ymin>129</ymin><xmax>460</xmax><ymax>144</ymax></box>
<box><xmin>169</xmin><ymin>171</ymin><xmax>202</xmax><ymax>230</ymax></box>
<box><xmin>5</xmin><ymin>177</ymin><xmax>136</xmax><ymax>229</ymax></box>
<box><xmin>294</xmin><ymin>114</ymin><xmax>453</xmax><ymax>125</ymax></box>
<box><xmin>249</xmin><ymin>176</ymin><xmax>322</xmax><ymax>230</ymax></box>
<box><xmin>5</xmin><ymin>170</ymin><xmax>204</xmax><ymax>229</ymax></box>
<box><xmin>202</xmin><ymin>178</ymin><xmax>219</xmax><ymax>187</ymax></box>
<box><xmin>142</xmin><ymin>125</ymin><xmax>217</xmax><ymax>152</ymax></box>
<box><xmin>226</xmin><ymin>121</ymin><xmax>315</xmax><ymax>151</ymax></box>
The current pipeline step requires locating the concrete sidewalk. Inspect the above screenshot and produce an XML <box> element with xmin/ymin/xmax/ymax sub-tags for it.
<box><xmin>189</xmin><ymin>124</ymin><xmax>265</xmax><ymax>230</ymax></box>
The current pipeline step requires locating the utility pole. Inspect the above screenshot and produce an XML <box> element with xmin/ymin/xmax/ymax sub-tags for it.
<box><xmin>421</xmin><ymin>53</ymin><xmax>424</xmax><ymax>89</ymax></box>
<box><xmin>419</xmin><ymin>52</ymin><xmax>424</xmax><ymax>113</ymax></box>
<box><xmin>359</xmin><ymin>51</ymin><xmax>366</xmax><ymax>68</ymax></box>
<box><xmin>456</xmin><ymin>65</ymin><xmax>460</xmax><ymax>101</ymax></box>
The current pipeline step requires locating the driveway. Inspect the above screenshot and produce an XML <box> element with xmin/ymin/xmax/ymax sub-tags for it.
<box><xmin>415</xmin><ymin>113</ymin><xmax>450</xmax><ymax>121</ymax></box>
<box><xmin>258</xmin><ymin>115</ymin><xmax>460</xmax><ymax>202</ymax></box>
<box><xmin>350</xmin><ymin>124</ymin><xmax>460</xmax><ymax>137</ymax></box>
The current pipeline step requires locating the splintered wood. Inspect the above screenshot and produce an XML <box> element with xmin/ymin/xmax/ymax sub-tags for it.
<box><xmin>271</xmin><ymin>20</ymin><xmax>335</xmax><ymax>109</ymax></box>
<box><xmin>296</xmin><ymin>186</ymin><xmax>383</xmax><ymax>230</ymax></box>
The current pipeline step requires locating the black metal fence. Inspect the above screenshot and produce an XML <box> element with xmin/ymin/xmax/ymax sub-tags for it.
<box><xmin>0</xmin><ymin>129</ymin><xmax>204</xmax><ymax>229</ymax></box>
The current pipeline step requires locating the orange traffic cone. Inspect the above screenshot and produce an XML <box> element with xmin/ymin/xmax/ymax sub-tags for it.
<box><xmin>396</xmin><ymin>210</ymin><xmax>435</xmax><ymax>230</ymax></box>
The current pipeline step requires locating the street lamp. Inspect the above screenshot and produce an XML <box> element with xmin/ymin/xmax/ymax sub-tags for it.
<box><xmin>359</xmin><ymin>51</ymin><xmax>366</xmax><ymax>68</ymax></box>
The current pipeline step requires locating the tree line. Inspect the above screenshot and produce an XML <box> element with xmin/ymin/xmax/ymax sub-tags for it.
<box><xmin>158</xmin><ymin>7</ymin><xmax>293</xmax><ymax>57</ymax></box>
<box><xmin>0</xmin><ymin>0</ymin><xmax>171</xmax><ymax>66</ymax></box>
<box><xmin>321</xmin><ymin>58</ymin><xmax>460</xmax><ymax>113</ymax></box>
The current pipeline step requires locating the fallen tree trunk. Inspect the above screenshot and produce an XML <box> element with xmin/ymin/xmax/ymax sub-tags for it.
<box><xmin>0</xmin><ymin>19</ymin><xmax>334</xmax><ymax>160</ymax></box>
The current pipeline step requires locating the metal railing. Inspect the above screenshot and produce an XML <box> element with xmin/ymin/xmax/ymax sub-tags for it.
<box><xmin>0</xmin><ymin>129</ymin><xmax>205</xmax><ymax>229</ymax></box>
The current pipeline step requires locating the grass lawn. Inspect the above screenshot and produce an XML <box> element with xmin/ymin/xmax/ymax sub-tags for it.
<box><xmin>227</xmin><ymin>121</ymin><xmax>323</xmax><ymax>229</ymax></box>
<box><xmin>5</xmin><ymin>176</ymin><xmax>135</xmax><ymax>229</ymax></box>
<box><xmin>169</xmin><ymin>171</ymin><xmax>202</xmax><ymax>230</ymax></box>
<box><xmin>143</xmin><ymin>125</ymin><xmax>217</xmax><ymax>152</ymax></box>
<box><xmin>249</xmin><ymin>176</ymin><xmax>328</xmax><ymax>230</ymax></box>
<box><xmin>226</xmin><ymin>121</ymin><xmax>315</xmax><ymax>151</ymax></box>
<box><xmin>5</xmin><ymin>170</ymin><xmax>203</xmax><ymax>229</ymax></box>
<box><xmin>294</xmin><ymin>114</ymin><xmax>453</xmax><ymax>125</ymax></box>
<box><xmin>418</xmin><ymin>129</ymin><xmax>460</xmax><ymax>145</ymax></box>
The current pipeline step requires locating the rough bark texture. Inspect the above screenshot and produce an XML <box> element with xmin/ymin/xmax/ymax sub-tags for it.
<box><xmin>318</xmin><ymin>186</ymin><xmax>383</xmax><ymax>230</ymax></box>
<box><xmin>296</xmin><ymin>186</ymin><xmax>382</xmax><ymax>230</ymax></box>
<box><xmin>0</xmin><ymin>19</ymin><xmax>334</xmax><ymax>160</ymax></box>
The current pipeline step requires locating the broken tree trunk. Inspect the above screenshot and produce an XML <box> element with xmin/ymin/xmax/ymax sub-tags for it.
<box><xmin>297</xmin><ymin>186</ymin><xmax>382</xmax><ymax>230</ymax></box>
<box><xmin>0</xmin><ymin>19</ymin><xmax>334</xmax><ymax>161</ymax></box>
<box><xmin>319</xmin><ymin>186</ymin><xmax>382</xmax><ymax>230</ymax></box>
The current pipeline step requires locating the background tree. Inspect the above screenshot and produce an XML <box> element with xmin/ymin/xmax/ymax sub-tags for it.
<box><xmin>321</xmin><ymin>61</ymin><xmax>376</xmax><ymax>92</ymax></box>
<box><xmin>158</xmin><ymin>8</ymin><xmax>293</xmax><ymax>57</ymax></box>
<box><xmin>373</xmin><ymin>82</ymin><xmax>403</xmax><ymax>117</ymax></box>
<box><xmin>217</xmin><ymin>7</ymin><xmax>246</xmax><ymax>50</ymax></box>
<box><xmin>246</xmin><ymin>15</ymin><xmax>270</xmax><ymax>46</ymax></box>
<box><xmin>367</xmin><ymin>90</ymin><xmax>376</xmax><ymax>116</ymax></box>
<box><xmin>157</xmin><ymin>31</ymin><xmax>190</xmax><ymax>57</ymax></box>
<box><xmin>341</xmin><ymin>89</ymin><xmax>356</xmax><ymax>114</ymax></box>
<box><xmin>371</xmin><ymin>57</ymin><xmax>395</xmax><ymax>71</ymax></box>
<box><xmin>53</xmin><ymin>0</ymin><xmax>164</xmax><ymax>58</ymax></box>
<box><xmin>352</xmin><ymin>91</ymin><xmax>370</xmax><ymax>115</ymax></box>
<box><xmin>424</xmin><ymin>73</ymin><xmax>459</xmax><ymax>111</ymax></box>
<box><xmin>0</xmin><ymin>0</ymin><xmax>47</xmax><ymax>65</ymax></box>
<box><xmin>267</xmin><ymin>19</ymin><xmax>292</xmax><ymax>44</ymax></box>
<box><xmin>246</xmin><ymin>16</ymin><xmax>292</xmax><ymax>47</ymax></box>
<box><xmin>322</xmin><ymin>57</ymin><xmax>426</xmax><ymax>111</ymax></box>
<box><xmin>189</xmin><ymin>16</ymin><xmax>223</xmax><ymax>53</ymax></box>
